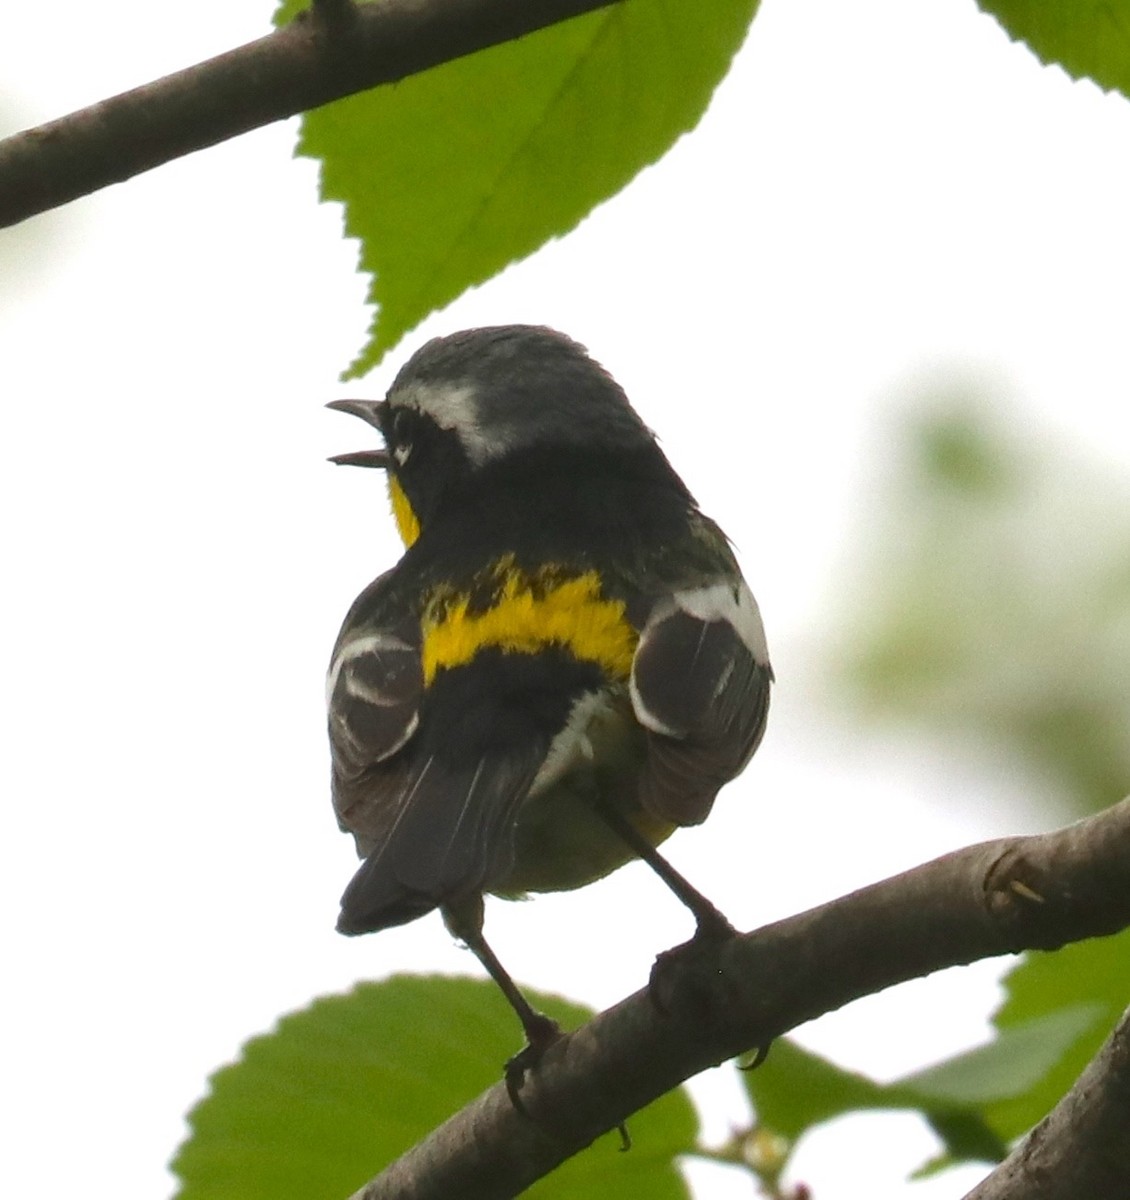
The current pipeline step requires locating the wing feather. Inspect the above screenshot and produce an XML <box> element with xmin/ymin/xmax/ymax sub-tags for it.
<box><xmin>326</xmin><ymin>570</ymin><xmax>424</xmax><ymax>783</ymax></box>
<box><xmin>329</xmin><ymin>582</ymin><xmax>568</xmax><ymax>932</ymax></box>
<box><xmin>630</xmin><ymin>580</ymin><xmax>772</xmax><ymax>825</ymax></box>
<box><xmin>336</xmin><ymin>749</ymin><xmax>544</xmax><ymax>934</ymax></box>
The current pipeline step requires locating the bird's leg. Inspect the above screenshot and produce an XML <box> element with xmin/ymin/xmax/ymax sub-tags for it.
<box><xmin>442</xmin><ymin>897</ymin><xmax>561</xmax><ymax>1109</ymax></box>
<box><xmin>594</xmin><ymin>802</ymin><xmax>735</xmax><ymax>941</ymax></box>
<box><xmin>595</xmin><ymin>801</ymin><xmax>760</xmax><ymax>1058</ymax></box>
<box><xmin>462</xmin><ymin>923</ymin><xmax>562</xmax><ymax>1086</ymax></box>
<box><xmin>449</xmin><ymin>906</ymin><xmax>633</xmax><ymax>1148</ymax></box>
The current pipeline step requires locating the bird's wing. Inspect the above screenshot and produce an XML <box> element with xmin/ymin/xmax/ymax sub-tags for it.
<box><xmin>629</xmin><ymin>579</ymin><xmax>772</xmax><ymax>826</ymax></box>
<box><xmin>328</xmin><ymin>577</ymin><xmax>559</xmax><ymax>932</ymax></box>
<box><xmin>327</xmin><ymin>622</ymin><xmax>422</xmax><ymax>788</ymax></box>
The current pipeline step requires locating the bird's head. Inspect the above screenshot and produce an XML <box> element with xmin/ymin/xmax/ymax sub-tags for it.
<box><xmin>328</xmin><ymin>325</ymin><xmax>658</xmax><ymax>547</ymax></box>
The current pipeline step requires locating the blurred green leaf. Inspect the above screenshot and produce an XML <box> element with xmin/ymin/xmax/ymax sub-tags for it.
<box><xmin>738</xmin><ymin>1035</ymin><xmax>1003</xmax><ymax>1171</ymax></box>
<box><xmin>978</xmin><ymin>1</ymin><xmax>1130</xmax><ymax>99</ymax></box>
<box><xmin>274</xmin><ymin>0</ymin><xmax>759</xmax><ymax>375</ymax></box>
<box><xmin>739</xmin><ymin>1035</ymin><xmax>1008</xmax><ymax>1172</ymax></box>
<box><xmin>171</xmin><ymin>975</ymin><xmax>697</xmax><ymax>1200</ymax></box>
<box><xmin>985</xmin><ymin>930</ymin><xmax>1130</xmax><ymax>1136</ymax></box>
<box><xmin>915</xmin><ymin>1112</ymin><xmax>1008</xmax><ymax>1177</ymax></box>
<box><xmin>740</xmin><ymin>951</ymin><xmax>1123</xmax><ymax>1176</ymax></box>
<box><xmin>921</xmin><ymin>1108</ymin><xmax>1007</xmax><ymax>1176</ymax></box>
<box><xmin>903</xmin><ymin>1003</ymin><xmax>1105</xmax><ymax>1110</ymax></box>
<box><xmin>915</xmin><ymin>412</ymin><xmax>1017</xmax><ymax>497</ymax></box>
<box><xmin>837</xmin><ymin>397</ymin><xmax>1130</xmax><ymax>814</ymax></box>
<box><xmin>996</xmin><ymin>930</ymin><xmax>1130</xmax><ymax>1024</ymax></box>
<box><xmin>738</xmin><ymin>1037</ymin><xmax>898</xmax><ymax>1140</ymax></box>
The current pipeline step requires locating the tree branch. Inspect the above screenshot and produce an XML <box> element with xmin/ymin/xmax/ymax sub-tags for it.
<box><xmin>348</xmin><ymin>797</ymin><xmax>1130</xmax><ymax>1199</ymax></box>
<box><xmin>0</xmin><ymin>0</ymin><xmax>621</xmax><ymax>228</ymax></box>
<box><xmin>964</xmin><ymin>1003</ymin><xmax>1130</xmax><ymax>1199</ymax></box>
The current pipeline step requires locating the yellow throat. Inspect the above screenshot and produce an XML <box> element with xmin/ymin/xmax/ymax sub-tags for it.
<box><xmin>388</xmin><ymin>475</ymin><xmax>421</xmax><ymax>547</ymax></box>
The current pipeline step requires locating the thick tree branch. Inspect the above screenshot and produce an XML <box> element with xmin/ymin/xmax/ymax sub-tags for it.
<box><xmin>349</xmin><ymin>798</ymin><xmax>1130</xmax><ymax>1199</ymax></box>
<box><xmin>0</xmin><ymin>0</ymin><xmax>620</xmax><ymax>228</ymax></box>
<box><xmin>965</xmin><ymin>1003</ymin><xmax>1130</xmax><ymax>1200</ymax></box>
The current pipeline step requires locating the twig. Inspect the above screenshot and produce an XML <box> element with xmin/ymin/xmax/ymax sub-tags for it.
<box><xmin>0</xmin><ymin>0</ymin><xmax>621</xmax><ymax>227</ymax></box>
<box><xmin>348</xmin><ymin>797</ymin><xmax>1130</xmax><ymax>1199</ymax></box>
<box><xmin>963</xmin><ymin>1007</ymin><xmax>1130</xmax><ymax>1198</ymax></box>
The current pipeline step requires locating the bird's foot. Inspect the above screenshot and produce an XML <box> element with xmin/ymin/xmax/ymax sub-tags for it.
<box><xmin>504</xmin><ymin>1013</ymin><xmax>631</xmax><ymax>1150</ymax></box>
<box><xmin>649</xmin><ymin>908</ymin><xmax>738</xmax><ymax>1020</ymax></box>
<box><xmin>504</xmin><ymin>1011</ymin><xmax>563</xmax><ymax>1114</ymax></box>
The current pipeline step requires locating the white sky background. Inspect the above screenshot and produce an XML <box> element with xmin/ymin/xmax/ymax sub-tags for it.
<box><xmin>3</xmin><ymin>1</ymin><xmax>1130</xmax><ymax>1197</ymax></box>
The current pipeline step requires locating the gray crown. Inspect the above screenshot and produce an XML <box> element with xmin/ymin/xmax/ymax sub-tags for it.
<box><xmin>388</xmin><ymin>326</ymin><xmax>653</xmax><ymax>466</ymax></box>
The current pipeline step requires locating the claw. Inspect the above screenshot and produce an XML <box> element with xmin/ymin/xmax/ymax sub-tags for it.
<box><xmin>503</xmin><ymin>1012</ymin><xmax>562</xmax><ymax>1115</ymax></box>
<box><xmin>739</xmin><ymin>1042</ymin><xmax>772</xmax><ymax>1070</ymax></box>
<box><xmin>649</xmin><ymin>915</ymin><xmax>737</xmax><ymax>1020</ymax></box>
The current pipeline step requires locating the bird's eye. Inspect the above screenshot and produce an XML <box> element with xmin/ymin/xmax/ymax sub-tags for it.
<box><xmin>389</xmin><ymin>407</ymin><xmax>414</xmax><ymax>465</ymax></box>
<box><xmin>391</xmin><ymin>407</ymin><xmax>412</xmax><ymax>443</ymax></box>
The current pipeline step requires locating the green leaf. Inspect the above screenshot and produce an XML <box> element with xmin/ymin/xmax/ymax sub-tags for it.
<box><xmin>995</xmin><ymin>929</ymin><xmax>1130</xmax><ymax>1025</ymax></box>
<box><xmin>913</xmin><ymin>1114</ymin><xmax>1008</xmax><ymax>1180</ymax></box>
<box><xmin>983</xmin><ymin>931</ymin><xmax>1130</xmax><ymax>1137</ymax></box>
<box><xmin>274</xmin><ymin>0</ymin><xmax>760</xmax><ymax>375</ymax></box>
<box><xmin>738</xmin><ymin>1037</ymin><xmax>1009</xmax><ymax>1169</ymax></box>
<box><xmin>170</xmin><ymin>975</ymin><xmax>697</xmax><ymax>1200</ymax></box>
<box><xmin>740</xmin><ymin>993</ymin><xmax>1112</xmax><ymax>1173</ymax></box>
<box><xmin>978</xmin><ymin>1</ymin><xmax>1130</xmax><ymax>100</ymax></box>
<box><xmin>738</xmin><ymin>1037</ymin><xmax>899</xmax><ymax>1141</ymax></box>
<box><xmin>899</xmin><ymin>1004</ymin><xmax>1107</xmax><ymax>1109</ymax></box>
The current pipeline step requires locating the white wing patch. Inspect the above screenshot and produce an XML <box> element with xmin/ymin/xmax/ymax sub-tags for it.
<box><xmin>326</xmin><ymin>631</ymin><xmax>421</xmax><ymax>764</ymax></box>
<box><xmin>663</xmin><ymin>581</ymin><xmax>769</xmax><ymax>664</ymax></box>
<box><xmin>630</xmin><ymin>679</ymin><xmax>680</xmax><ymax>739</ymax></box>
<box><xmin>326</xmin><ymin>632</ymin><xmax>415</xmax><ymax>706</ymax></box>
<box><xmin>629</xmin><ymin>580</ymin><xmax>770</xmax><ymax>738</ymax></box>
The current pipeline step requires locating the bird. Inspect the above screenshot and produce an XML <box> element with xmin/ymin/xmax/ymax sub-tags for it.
<box><xmin>325</xmin><ymin>325</ymin><xmax>772</xmax><ymax>1089</ymax></box>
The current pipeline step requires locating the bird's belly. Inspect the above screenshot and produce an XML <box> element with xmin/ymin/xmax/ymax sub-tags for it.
<box><xmin>495</xmin><ymin>688</ymin><xmax>675</xmax><ymax>895</ymax></box>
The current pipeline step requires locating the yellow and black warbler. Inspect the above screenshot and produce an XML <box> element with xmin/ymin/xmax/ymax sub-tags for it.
<box><xmin>326</xmin><ymin>326</ymin><xmax>772</xmax><ymax>1078</ymax></box>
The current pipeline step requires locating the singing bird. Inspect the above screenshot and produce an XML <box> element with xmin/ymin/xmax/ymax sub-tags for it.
<box><xmin>326</xmin><ymin>326</ymin><xmax>771</xmax><ymax>1082</ymax></box>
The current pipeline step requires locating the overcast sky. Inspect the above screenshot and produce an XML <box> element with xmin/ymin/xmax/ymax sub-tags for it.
<box><xmin>4</xmin><ymin>1</ymin><xmax>1130</xmax><ymax>1197</ymax></box>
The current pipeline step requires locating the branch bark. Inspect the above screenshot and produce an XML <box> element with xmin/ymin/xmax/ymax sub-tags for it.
<box><xmin>965</xmin><ymin>1003</ymin><xmax>1130</xmax><ymax>1200</ymax></box>
<box><xmin>348</xmin><ymin>798</ymin><xmax>1130</xmax><ymax>1199</ymax></box>
<box><xmin>0</xmin><ymin>0</ymin><xmax>620</xmax><ymax>228</ymax></box>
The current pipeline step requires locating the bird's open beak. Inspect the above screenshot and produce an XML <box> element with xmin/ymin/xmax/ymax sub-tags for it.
<box><xmin>326</xmin><ymin>399</ymin><xmax>391</xmax><ymax>468</ymax></box>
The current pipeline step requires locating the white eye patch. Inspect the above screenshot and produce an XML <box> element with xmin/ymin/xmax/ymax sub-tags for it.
<box><xmin>389</xmin><ymin>381</ymin><xmax>497</xmax><ymax>465</ymax></box>
<box><xmin>393</xmin><ymin>444</ymin><xmax>412</xmax><ymax>465</ymax></box>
